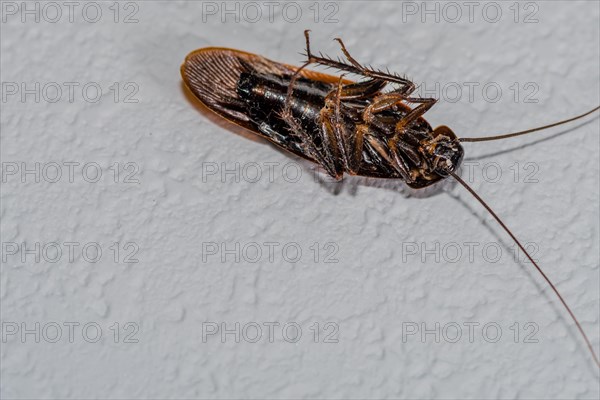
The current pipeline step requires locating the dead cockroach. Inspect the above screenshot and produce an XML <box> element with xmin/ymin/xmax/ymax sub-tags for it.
<box><xmin>180</xmin><ymin>30</ymin><xmax>600</xmax><ymax>368</ymax></box>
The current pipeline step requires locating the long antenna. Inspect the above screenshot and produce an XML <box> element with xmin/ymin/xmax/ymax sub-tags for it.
<box><xmin>460</xmin><ymin>106</ymin><xmax>599</xmax><ymax>143</ymax></box>
<box><xmin>450</xmin><ymin>171</ymin><xmax>600</xmax><ymax>368</ymax></box>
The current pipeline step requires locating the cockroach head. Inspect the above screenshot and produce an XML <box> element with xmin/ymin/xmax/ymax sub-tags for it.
<box><xmin>422</xmin><ymin>126</ymin><xmax>464</xmax><ymax>177</ymax></box>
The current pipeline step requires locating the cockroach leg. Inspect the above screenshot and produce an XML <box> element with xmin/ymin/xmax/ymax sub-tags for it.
<box><xmin>263</xmin><ymin>113</ymin><xmax>332</xmax><ymax>176</ymax></box>
<box><xmin>257</xmin><ymin>122</ymin><xmax>291</xmax><ymax>146</ymax></box>
<box><xmin>303</xmin><ymin>29</ymin><xmax>315</xmax><ymax>63</ymax></box>
<box><xmin>329</xmin><ymin>78</ymin><xmax>387</xmax><ymax>100</ymax></box>
<box><xmin>316</xmin><ymin>76</ymin><xmax>353</xmax><ymax>180</ymax></box>
<box><xmin>326</xmin><ymin>76</ymin><xmax>348</xmax><ymax>157</ymax></box>
<box><xmin>394</xmin><ymin>97</ymin><xmax>437</xmax><ymax>135</ymax></box>
<box><xmin>320</xmin><ymin>75</ymin><xmax>434</xmax><ymax>178</ymax></box>
<box><xmin>303</xmin><ymin>30</ymin><xmax>415</xmax><ymax>94</ymax></box>
<box><xmin>364</xmin><ymin>133</ymin><xmax>413</xmax><ymax>182</ymax></box>
<box><xmin>348</xmin><ymin>124</ymin><xmax>368</xmax><ymax>174</ymax></box>
<box><xmin>333</xmin><ymin>37</ymin><xmax>367</xmax><ymax>72</ymax></box>
<box><xmin>333</xmin><ymin>36</ymin><xmax>415</xmax><ymax>96</ymax></box>
<box><xmin>363</xmin><ymin>93</ymin><xmax>410</xmax><ymax>124</ymax></box>
<box><xmin>281</xmin><ymin>34</ymin><xmax>386</xmax><ymax>179</ymax></box>
<box><xmin>324</xmin><ymin>75</ymin><xmax>389</xmax><ymax>174</ymax></box>
<box><xmin>280</xmin><ymin>32</ymin><xmax>322</xmax><ymax>140</ymax></box>
<box><xmin>281</xmin><ymin>32</ymin><xmax>319</xmax><ymax>131</ymax></box>
<box><xmin>360</xmin><ymin>92</ymin><xmax>434</xmax><ymax>137</ymax></box>
<box><xmin>317</xmin><ymin>114</ymin><xmax>344</xmax><ymax>180</ymax></box>
<box><xmin>281</xmin><ymin>60</ymin><xmax>311</xmax><ymax>124</ymax></box>
<box><xmin>258</xmin><ymin>121</ymin><xmax>318</xmax><ymax>163</ymax></box>
<box><xmin>394</xmin><ymin>137</ymin><xmax>426</xmax><ymax>168</ymax></box>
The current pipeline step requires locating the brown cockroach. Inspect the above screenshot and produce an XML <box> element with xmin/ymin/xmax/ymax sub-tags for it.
<box><xmin>180</xmin><ymin>30</ymin><xmax>600</xmax><ymax>368</ymax></box>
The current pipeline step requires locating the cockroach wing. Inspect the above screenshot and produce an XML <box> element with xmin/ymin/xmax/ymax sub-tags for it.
<box><xmin>181</xmin><ymin>48</ymin><xmax>292</xmax><ymax>131</ymax></box>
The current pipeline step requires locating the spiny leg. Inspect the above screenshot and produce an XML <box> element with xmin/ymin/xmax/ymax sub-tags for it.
<box><xmin>362</xmin><ymin>93</ymin><xmax>409</xmax><ymax>124</ymax></box>
<box><xmin>280</xmin><ymin>31</ymin><xmax>318</xmax><ymax>134</ymax></box>
<box><xmin>280</xmin><ymin>60</ymin><xmax>312</xmax><ymax>133</ymax></box>
<box><xmin>395</xmin><ymin>139</ymin><xmax>424</xmax><ymax>167</ymax></box>
<box><xmin>359</xmin><ymin>91</ymin><xmax>438</xmax><ymax>136</ymax></box>
<box><xmin>304</xmin><ymin>30</ymin><xmax>415</xmax><ymax>94</ymax></box>
<box><xmin>320</xmin><ymin>78</ymin><xmax>434</xmax><ymax>176</ymax></box>
<box><xmin>333</xmin><ymin>36</ymin><xmax>415</xmax><ymax>95</ymax></box>
<box><xmin>279</xmin><ymin>31</ymin><xmax>378</xmax><ymax>139</ymax></box>
<box><xmin>346</xmin><ymin>124</ymin><xmax>368</xmax><ymax>175</ymax></box>
<box><xmin>330</xmin><ymin>78</ymin><xmax>387</xmax><ymax>100</ymax></box>
<box><xmin>281</xmin><ymin>66</ymin><xmax>382</xmax><ymax>178</ymax></box>
<box><xmin>364</xmin><ymin>133</ymin><xmax>413</xmax><ymax>182</ymax></box>
<box><xmin>282</xmin><ymin>74</ymin><xmax>349</xmax><ymax>180</ymax></box>
<box><xmin>257</xmin><ymin>122</ymin><xmax>324</xmax><ymax>168</ymax></box>
<box><xmin>301</xmin><ymin>72</ymin><xmax>393</xmax><ymax>178</ymax></box>
<box><xmin>316</xmin><ymin>76</ymin><xmax>353</xmax><ymax>180</ymax></box>
<box><xmin>324</xmin><ymin>76</ymin><xmax>356</xmax><ymax>175</ymax></box>
<box><xmin>317</xmin><ymin>112</ymin><xmax>344</xmax><ymax>180</ymax></box>
<box><xmin>333</xmin><ymin>37</ymin><xmax>365</xmax><ymax>72</ymax></box>
<box><xmin>281</xmin><ymin>38</ymin><xmax>387</xmax><ymax>179</ymax></box>
<box><xmin>281</xmin><ymin>81</ymin><xmax>385</xmax><ymax>180</ymax></box>
<box><xmin>260</xmin><ymin>114</ymin><xmax>351</xmax><ymax>183</ymax></box>
<box><xmin>285</xmin><ymin>31</ymin><xmax>433</xmax><ymax>180</ymax></box>
<box><xmin>394</xmin><ymin>97</ymin><xmax>437</xmax><ymax>135</ymax></box>
<box><xmin>335</xmin><ymin>90</ymin><xmax>428</xmax><ymax>178</ymax></box>
<box><xmin>323</xmin><ymin>75</ymin><xmax>392</xmax><ymax>174</ymax></box>
<box><xmin>360</xmin><ymin>92</ymin><xmax>437</xmax><ymax>176</ymax></box>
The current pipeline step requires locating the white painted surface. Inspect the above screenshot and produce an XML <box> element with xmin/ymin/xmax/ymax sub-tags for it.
<box><xmin>1</xmin><ymin>1</ymin><xmax>599</xmax><ymax>398</ymax></box>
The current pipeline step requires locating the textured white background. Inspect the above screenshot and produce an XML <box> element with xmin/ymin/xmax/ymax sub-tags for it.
<box><xmin>1</xmin><ymin>1</ymin><xmax>599</xmax><ymax>398</ymax></box>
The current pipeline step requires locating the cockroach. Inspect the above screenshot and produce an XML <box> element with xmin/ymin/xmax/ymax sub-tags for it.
<box><xmin>180</xmin><ymin>30</ymin><xmax>600</xmax><ymax>368</ymax></box>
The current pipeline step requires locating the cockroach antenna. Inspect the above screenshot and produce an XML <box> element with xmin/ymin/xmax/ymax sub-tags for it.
<box><xmin>459</xmin><ymin>106</ymin><xmax>600</xmax><ymax>143</ymax></box>
<box><xmin>454</xmin><ymin>105</ymin><xmax>600</xmax><ymax>368</ymax></box>
<box><xmin>450</xmin><ymin>171</ymin><xmax>600</xmax><ymax>369</ymax></box>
